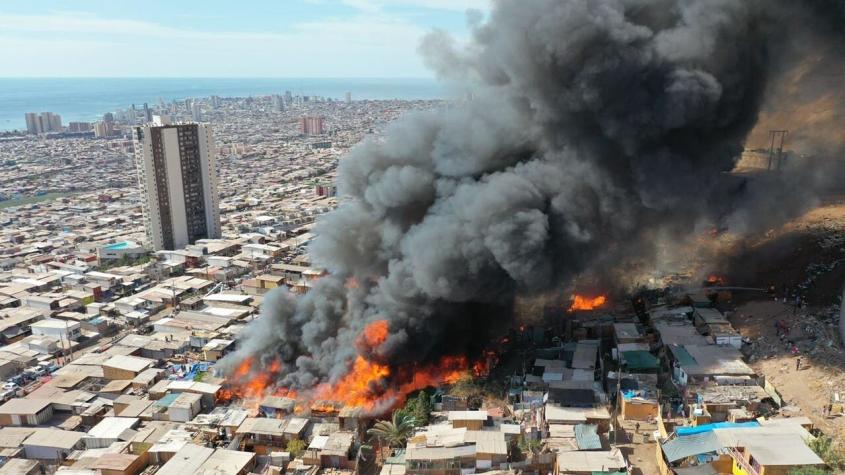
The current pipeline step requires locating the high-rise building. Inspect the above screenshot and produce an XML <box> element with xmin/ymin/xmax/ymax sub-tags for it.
<box><xmin>210</xmin><ymin>96</ymin><xmax>221</xmax><ymax>109</ymax></box>
<box><xmin>345</xmin><ymin>91</ymin><xmax>352</xmax><ymax>104</ymax></box>
<box><xmin>271</xmin><ymin>94</ymin><xmax>285</xmax><ymax>112</ymax></box>
<box><xmin>47</xmin><ymin>113</ymin><xmax>62</xmax><ymax>132</ymax></box>
<box><xmin>24</xmin><ymin>113</ymin><xmax>40</xmax><ymax>134</ymax></box>
<box><xmin>299</xmin><ymin>116</ymin><xmax>324</xmax><ymax>135</ymax></box>
<box><xmin>25</xmin><ymin>112</ymin><xmax>62</xmax><ymax>134</ymax></box>
<box><xmin>103</xmin><ymin>112</ymin><xmax>115</xmax><ymax>123</ymax></box>
<box><xmin>68</xmin><ymin>122</ymin><xmax>92</xmax><ymax>133</ymax></box>
<box><xmin>143</xmin><ymin>103</ymin><xmax>153</xmax><ymax>122</ymax></box>
<box><xmin>133</xmin><ymin>121</ymin><xmax>221</xmax><ymax>251</ymax></box>
<box><xmin>93</xmin><ymin>121</ymin><xmax>114</xmax><ymax>138</ymax></box>
<box><xmin>191</xmin><ymin>103</ymin><xmax>202</xmax><ymax>122</ymax></box>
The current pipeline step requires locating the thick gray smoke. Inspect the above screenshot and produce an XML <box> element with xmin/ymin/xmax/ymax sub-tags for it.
<box><xmin>222</xmin><ymin>0</ymin><xmax>845</xmax><ymax>393</ymax></box>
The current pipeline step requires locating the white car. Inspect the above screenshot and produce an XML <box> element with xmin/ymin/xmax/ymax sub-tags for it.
<box><xmin>1</xmin><ymin>382</ymin><xmax>18</xmax><ymax>391</ymax></box>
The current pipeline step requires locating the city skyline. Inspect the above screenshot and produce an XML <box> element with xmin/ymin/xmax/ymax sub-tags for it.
<box><xmin>0</xmin><ymin>0</ymin><xmax>489</xmax><ymax>78</ymax></box>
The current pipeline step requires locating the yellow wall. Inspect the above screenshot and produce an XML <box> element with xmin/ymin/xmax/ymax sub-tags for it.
<box><xmin>732</xmin><ymin>457</ymin><xmax>750</xmax><ymax>475</ymax></box>
<box><xmin>621</xmin><ymin>398</ymin><xmax>659</xmax><ymax>421</ymax></box>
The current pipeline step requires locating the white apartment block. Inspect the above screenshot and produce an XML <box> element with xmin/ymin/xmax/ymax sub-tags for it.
<box><xmin>133</xmin><ymin>121</ymin><xmax>221</xmax><ymax>251</ymax></box>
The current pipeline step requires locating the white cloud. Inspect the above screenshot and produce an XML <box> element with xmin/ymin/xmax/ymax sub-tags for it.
<box><xmin>0</xmin><ymin>10</ymin><xmax>437</xmax><ymax>77</ymax></box>
<box><xmin>342</xmin><ymin>0</ymin><xmax>490</xmax><ymax>13</ymax></box>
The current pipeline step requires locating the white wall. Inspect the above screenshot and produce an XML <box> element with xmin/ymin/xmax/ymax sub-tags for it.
<box><xmin>163</xmin><ymin>127</ymin><xmax>188</xmax><ymax>250</ymax></box>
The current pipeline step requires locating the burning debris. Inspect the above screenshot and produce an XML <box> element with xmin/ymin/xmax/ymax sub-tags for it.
<box><xmin>221</xmin><ymin>320</ymin><xmax>491</xmax><ymax>413</ymax></box>
<box><xmin>569</xmin><ymin>295</ymin><xmax>608</xmax><ymax>312</ymax></box>
<box><xmin>221</xmin><ymin>0</ymin><xmax>845</xmax><ymax>415</ymax></box>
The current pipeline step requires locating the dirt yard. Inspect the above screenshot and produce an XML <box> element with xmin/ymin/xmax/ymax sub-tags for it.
<box><xmin>732</xmin><ymin>298</ymin><xmax>845</xmax><ymax>438</ymax></box>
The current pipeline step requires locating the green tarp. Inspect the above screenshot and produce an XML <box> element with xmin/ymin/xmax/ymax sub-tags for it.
<box><xmin>621</xmin><ymin>350</ymin><xmax>660</xmax><ymax>371</ymax></box>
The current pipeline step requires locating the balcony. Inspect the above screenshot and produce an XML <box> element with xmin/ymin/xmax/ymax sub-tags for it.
<box><xmin>727</xmin><ymin>447</ymin><xmax>759</xmax><ymax>475</ymax></box>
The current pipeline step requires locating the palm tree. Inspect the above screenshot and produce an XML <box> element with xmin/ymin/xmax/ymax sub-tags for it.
<box><xmin>354</xmin><ymin>441</ymin><xmax>374</xmax><ymax>475</ymax></box>
<box><xmin>367</xmin><ymin>410</ymin><xmax>417</xmax><ymax>448</ymax></box>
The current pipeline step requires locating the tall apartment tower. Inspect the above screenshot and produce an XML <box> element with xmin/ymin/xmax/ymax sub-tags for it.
<box><xmin>271</xmin><ymin>94</ymin><xmax>285</xmax><ymax>112</ymax></box>
<box><xmin>133</xmin><ymin>120</ymin><xmax>221</xmax><ymax>251</ymax></box>
<box><xmin>299</xmin><ymin>116</ymin><xmax>324</xmax><ymax>135</ymax></box>
<box><xmin>24</xmin><ymin>112</ymin><xmax>62</xmax><ymax>134</ymax></box>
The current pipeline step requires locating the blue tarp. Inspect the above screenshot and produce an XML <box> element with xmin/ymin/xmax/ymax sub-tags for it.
<box><xmin>676</xmin><ymin>421</ymin><xmax>759</xmax><ymax>436</ymax></box>
<box><xmin>574</xmin><ymin>424</ymin><xmax>602</xmax><ymax>450</ymax></box>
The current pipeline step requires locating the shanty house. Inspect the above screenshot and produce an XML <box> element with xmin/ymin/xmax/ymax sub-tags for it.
<box><xmin>84</xmin><ymin>416</ymin><xmax>140</xmax><ymax>449</ymax></box>
<box><xmin>668</xmin><ymin>344</ymin><xmax>755</xmax><ymax>386</ymax></box>
<box><xmin>616</xmin><ymin>373</ymin><xmax>659</xmax><ymax>421</ymax></box>
<box><xmin>554</xmin><ymin>449</ymin><xmax>627</xmax><ymax>475</ymax></box>
<box><xmin>405</xmin><ymin>444</ymin><xmax>477</xmax><ymax>475</ymax></box>
<box><xmin>448</xmin><ymin>411</ymin><xmax>487</xmax><ymax>430</ymax></box>
<box><xmin>155</xmin><ymin>443</ymin><xmax>215</xmax><ymax>475</ymax></box>
<box><xmin>259</xmin><ymin>395</ymin><xmax>296</xmax><ymax>418</ymax></box>
<box><xmin>0</xmin><ymin>398</ymin><xmax>53</xmax><ymax>426</ymax></box>
<box><xmin>23</xmin><ymin>428</ymin><xmax>85</xmax><ymax>461</ymax></box>
<box><xmin>305</xmin><ymin>431</ymin><xmax>356</xmax><ymax>469</ymax></box>
<box><xmin>0</xmin><ymin>459</ymin><xmax>40</xmax><ymax>475</ymax></box>
<box><xmin>464</xmin><ymin>430</ymin><xmax>508</xmax><ymax>469</ymax></box>
<box><xmin>721</xmin><ymin>429</ymin><xmax>825</xmax><ymax>475</ymax></box>
<box><xmin>102</xmin><ymin>355</ymin><xmax>156</xmax><ymax>380</ymax></box>
<box><xmin>195</xmin><ymin>448</ymin><xmax>256</xmax><ymax>474</ymax></box>
<box><xmin>236</xmin><ymin>417</ymin><xmax>308</xmax><ymax>454</ymax></box>
<box><xmin>167</xmin><ymin>392</ymin><xmax>203</xmax><ymax>422</ymax></box>
<box><xmin>89</xmin><ymin>453</ymin><xmax>147</xmax><ymax>475</ymax></box>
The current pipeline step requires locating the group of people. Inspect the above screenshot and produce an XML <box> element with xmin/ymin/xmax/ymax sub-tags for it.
<box><xmin>774</xmin><ymin>319</ymin><xmax>802</xmax><ymax>369</ymax></box>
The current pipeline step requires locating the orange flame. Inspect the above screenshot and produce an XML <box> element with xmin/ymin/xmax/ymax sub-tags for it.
<box><xmin>360</xmin><ymin>319</ymin><xmax>389</xmax><ymax>349</ymax></box>
<box><xmin>706</xmin><ymin>275</ymin><xmax>726</xmax><ymax>286</ymax></box>
<box><xmin>313</xmin><ymin>353</ymin><xmax>484</xmax><ymax>412</ymax></box>
<box><xmin>569</xmin><ymin>294</ymin><xmax>607</xmax><ymax>311</ymax></box>
<box><xmin>219</xmin><ymin>357</ymin><xmax>292</xmax><ymax>411</ymax></box>
<box><xmin>225</xmin><ymin>321</ymin><xmax>495</xmax><ymax>415</ymax></box>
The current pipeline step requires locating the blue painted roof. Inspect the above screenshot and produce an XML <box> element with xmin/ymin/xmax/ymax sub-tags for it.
<box><xmin>676</xmin><ymin>421</ymin><xmax>759</xmax><ymax>436</ymax></box>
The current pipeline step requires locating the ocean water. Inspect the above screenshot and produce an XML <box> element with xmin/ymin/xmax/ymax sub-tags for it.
<box><xmin>0</xmin><ymin>77</ymin><xmax>447</xmax><ymax>131</ymax></box>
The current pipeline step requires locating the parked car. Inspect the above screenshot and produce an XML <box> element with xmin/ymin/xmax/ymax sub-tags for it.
<box><xmin>37</xmin><ymin>362</ymin><xmax>59</xmax><ymax>374</ymax></box>
<box><xmin>25</xmin><ymin>367</ymin><xmax>46</xmax><ymax>378</ymax></box>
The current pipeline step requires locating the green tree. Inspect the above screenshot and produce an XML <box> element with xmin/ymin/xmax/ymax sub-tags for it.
<box><xmin>354</xmin><ymin>441</ymin><xmax>374</xmax><ymax>475</ymax></box>
<box><xmin>286</xmin><ymin>438</ymin><xmax>307</xmax><ymax>457</ymax></box>
<box><xmin>367</xmin><ymin>410</ymin><xmax>416</xmax><ymax>448</ymax></box>
<box><xmin>404</xmin><ymin>391</ymin><xmax>432</xmax><ymax>426</ymax></box>
<box><xmin>807</xmin><ymin>435</ymin><xmax>845</xmax><ymax>471</ymax></box>
<box><xmin>788</xmin><ymin>467</ymin><xmax>831</xmax><ymax>475</ymax></box>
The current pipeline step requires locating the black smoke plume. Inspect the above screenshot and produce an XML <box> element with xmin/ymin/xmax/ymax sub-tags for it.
<box><xmin>221</xmin><ymin>0</ymin><xmax>845</xmax><ymax>394</ymax></box>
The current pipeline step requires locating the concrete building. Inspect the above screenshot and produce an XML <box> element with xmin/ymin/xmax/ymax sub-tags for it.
<box><xmin>30</xmin><ymin>318</ymin><xmax>82</xmax><ymax>342</ymax></box>
<box><xmin>272</xmin><ymin>94</ymin><xmax>285</xmax><ymax>112</ymax></box>
<box><xmin>133</xmin><ymin>121</ymin><xmax>221</xmax><ymax>251</ymax></box>
<box><xmin>97</xmin><ymin>240</ymin><xmax>147</xmax><ymax>262</ymax></box>
<box><xmin>94</xmin><ymin>121</ymin><xmax>114</xmax><ymax>138</ymax></box>
<box><xmin>299</xmin><ymin>116</ymin><xmax>324</xmax><ymax>135</ymax></box>
<box><xmin>191</xmin><ymin>103</ymin><xmax>202</xmax><ymax>122</ymax></box>
<box><xmin>24</xmin><ymin>112</ymin><xmax>62</xmax><ymax>134</ymax></box>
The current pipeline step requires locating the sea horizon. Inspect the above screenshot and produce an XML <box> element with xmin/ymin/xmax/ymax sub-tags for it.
<box><xmin>0</xmin><ymin>77</ymin><xmax>448</xmax><ymax>131</ymax></box>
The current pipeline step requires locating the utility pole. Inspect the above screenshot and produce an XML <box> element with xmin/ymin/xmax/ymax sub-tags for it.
<box><xmin>64</xmin><ymin>318</ymin><xmax>73</xmax><ymax>362</ymax></box>
<box><xmin>767</xmin><ymin>130</ymin><xmax>788</xmax><ymax>171</ymax></box>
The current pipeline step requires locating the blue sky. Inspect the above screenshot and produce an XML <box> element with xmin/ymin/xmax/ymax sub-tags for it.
<box><xmin>0</xmin><ymin>0</ymin><xmax>488</xmax><ymax>77</ymax></box>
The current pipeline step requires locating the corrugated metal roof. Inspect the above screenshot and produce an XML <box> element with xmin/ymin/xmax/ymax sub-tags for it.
<box><xmin>574</xmin><ymin>424</ymin><xmax>602</xmax><ymax>450</ymax></box>
<box><xmin>661</xmin><ymin>432</ymin><xmax>722</xmax><ymax>463</ymax></box>
<box><xmin>620</xmin><ymin>351</ymin><xmax>659</xmax><ymax>371</ymax></box>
